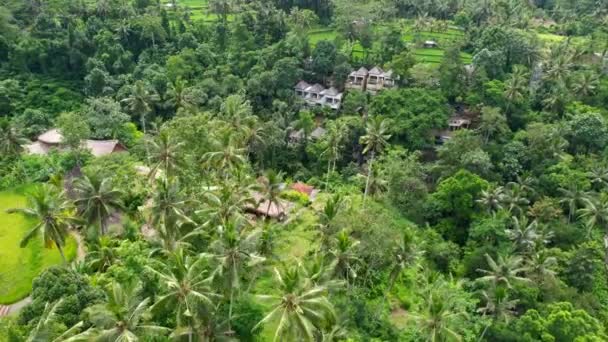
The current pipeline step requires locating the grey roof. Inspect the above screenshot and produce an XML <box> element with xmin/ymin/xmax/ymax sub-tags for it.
<box><xmin>24</xmin><ymin>141</ymin><xmax>50</xmax><ymax>155</ymax></box>
<box><xmin>383</xmin><ymin>69</ymin><xmax>394</xmax><ymax>78</ymax></box>
<box><xmin>368</xmin><ymin>66</ymin><xmax>384</xmax><ymax>76</ymax></box>
<box><xmin>306</xmin><ymin>83</ymin><xmax>325</xmax><ymax>93</ymax></box>
<box><xmin>354</xmin><ymin>67</ymin><xmax>369</xmax><ymax>76</ymax></box>
<box><xmin>320</xmin><ymin>87</ymin><xmax>341</xmax><ymax>97</ymax></box>
<box><xmin>294</xmin><ymin>80</ymin><xmax>310</xmax><ymax>90</ymax></box>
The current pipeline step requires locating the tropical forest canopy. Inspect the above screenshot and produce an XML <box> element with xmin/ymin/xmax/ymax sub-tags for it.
<box><xmin>1</xmin><ymin>0</ymin><xmax>608</xmax><ymax>341</ymax></box>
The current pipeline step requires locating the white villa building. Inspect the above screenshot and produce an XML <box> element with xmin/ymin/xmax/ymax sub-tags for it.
<box><xmin>294</xmin><ymin>81</ymin><xmax>343</xmax><ymax>110</ymax></box>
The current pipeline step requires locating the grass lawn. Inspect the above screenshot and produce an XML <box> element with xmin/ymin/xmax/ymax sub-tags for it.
<box><xmin>0</xmin><ymin>189</ymin><xmax>77</xmax><ymax>304</ymax></box>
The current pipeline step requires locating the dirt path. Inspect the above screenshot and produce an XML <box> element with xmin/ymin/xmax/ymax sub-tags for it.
<box><xmin>0</xmin><ymin>231</ymin><xmax>86</xmax><ymax>317</ymax></box>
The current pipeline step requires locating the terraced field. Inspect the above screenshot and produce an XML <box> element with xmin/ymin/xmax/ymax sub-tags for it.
<box><xmin>308</xmin><ymin>23</ymin><xmax>472</xmax><ymax>65</ymax></box>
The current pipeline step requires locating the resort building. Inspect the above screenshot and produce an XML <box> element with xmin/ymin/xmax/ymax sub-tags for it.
<box><xmin>25</xmin><ymin>129</ymin><xmax>127</xmax><ymax>157</ymax></box>
<box><xmin>294</xmin><ymin>81</ymin><xmax>343</xmax><ymax>110</ymax></box>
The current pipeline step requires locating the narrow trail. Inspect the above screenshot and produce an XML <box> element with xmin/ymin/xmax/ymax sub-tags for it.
<box><xmin>0</xmin><ymin>231</ymin><xmax>86</xmax><ymax>317</ymax></box>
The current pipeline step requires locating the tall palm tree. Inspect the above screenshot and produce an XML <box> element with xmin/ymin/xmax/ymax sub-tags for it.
<box><xmin>149</xmin><ymin>177</ymin><xmax>193</xmax><ymax>249</ymax></box>
<box><xmin>321</xmin><ymin>122</ymin><xmax>346</xmax><ymax>189</ymax></box>
<box><xmin>202</xmin><ymin>130</ymin><xmax>247</xmax><ymax>178</ymax></box>
<box><xmin>526</xmin><ymin>250</ymin><xmax>558</xmax><ymax>284</ymax></box>
<box><xmin>360</xmin><ymin>116</ymin><xmax>391</xmax><ymax>205</ymax></box>
<box><xmin>412</xmin><ymin>289</ymin><xmax>467</xmax><ymax>342</ymax></box>
<box><xmin>76</xmin><ymin>282</ymin><xmax>170</xmax><ymax>341</ymax></box>
<box><xmin>26</xmin><ymin>299</ymin><xmax>84</xmax><ymax>342</ymax></box>
<box><xmin>578</xmin><ymin>197</ymin><xmax>608</xmax><ymax>270</ymax></box>
<box><xmin>578</xmin><ymin>197</ymin><xmax>608</xmax><ymax>233</ymax></box>
<box><xmin>559</xmin><ymin>184</ymin><xmax>590</xmax><ymax>222</ymax></box>
<box><xmin>477</xmin><ymin>253</ymin><xmax>530</xmax><ymax>289</ymax></box>
<box><xmin>148</xmin><ymin>131</ymin><xmax>184</xmax><ymax>179</ymax></box>
<box><xmin>166</xmin><ymin>78</ymin><xmax>190</xmax><ymax>112</ymax></box>
<box><xmin>197</xmin><ymin>183</ymin><xmax>254</xmax><ymax>227</ymax></box>
<box><xmin>0</xmin><ymin>120</ymin><xmax>29</xmax><ymax>157</ymax></box>
<box><xmin>327</xmin><ymin>230</ymin><xmax>360</xmax><ymax>285</ymax></box>
<box><xmin>500</xmin><ymin>183</ymin><xmax>530</xmax><ymax>217</ymax></box>
<box><xmin>317</xmin><ymin>194</ymin><xmax>344</xmax><ymax>251</ymax></box>
<box><xmin>587</xmin><ymin>165</ymin><xmax>608</xmax><ymax>190</ymax></box>
<box><xmin>506</xmin><ymin>216</ymin><xmax>540</xmax><ymax>253</ymax></box>
<box><xmin>221</xmin><ymin>94</ymin><xmax>255</xmax><ymax>141</ymax></box>
<box><xmin>121</xmin><ymin>80</ymin><xmax>159</xmax><ymax>161</ymax></box>
<box><xmin>74</xmin><ymin>174</ymin><xmax>124</xmax><ymax>236</ymax></box>
<box><xmin>206</xmin><ymin>222</ymin><xmax>265</xmax><ymax>333</ymax></box>
<box><xmin>87</xmin><ymin>235</ymin><xmax>118</xmax><ymax>273</ymax></box>
<box><xmin>148</xmin><ymin>248</ymin><xmax>218</xmax><ymax>341</ymax></box>
<box><xmin>477</xmin><ymin>186</ymin><xmax>504</xmax><ymax>215</ymax></box>
<box><xmin>572</xmin><ymin>71</ymin><xmax>599</xmax><ymax>98</ymax></box>
<box><xmin>478</xmin><ymin>286</ymin><xmax>518</xmax><ymax>324</ymax></box>
<box><xmin>254</xmin><ymin>265</ymin><xmax>337</xmax><ymax>341</ymax></box>
<box><xmin>259</xmin><ymin>170</ymin><xmax>284</xmax><ymax>217</ymax></box>
<box><xmin>503</xmin><ymin>65</ymin><xmax>528</xmax><ymax>114</ymax></box>
<box><xmin>7</xmin><ymin>185</ymin><xmax>78</xmax><ymax>264</ymax></box>
<box><xmin>388</xmin><ymin>231</ymin><xmax>420</xmax><ymax>292</ymax></box>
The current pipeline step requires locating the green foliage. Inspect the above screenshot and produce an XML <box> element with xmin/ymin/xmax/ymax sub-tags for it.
<box><xmin>370</xmin><ymin>88</ymin><xmax>449</xmax><ymax>148</ymax></box>
<box><xmin>19</xmin><ymin>267</ymin><xmax>103</xmax><ymax>328</ymax></box>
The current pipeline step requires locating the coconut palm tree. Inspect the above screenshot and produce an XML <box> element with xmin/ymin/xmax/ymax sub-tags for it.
<box><xmin>411</xmin><ymin>289</ymin><xmax>467</xmax><ymax>342</ymax></box>
<box><xmin>572</xmin><ymin>71</ymin><xmax>599</xmax><ymax>99</ymax></box>
<box><xmin>73</xmin><ymin>174</ymin><xmax>124</xmax><ymax>237</ymax></box>
<box><xmin>149</xmin><ymin>177</ymin><xmax>194</xmax><ymax>249</ymax></box>
<box><xmin>505</xmin><ymin>216</ymin><xmax>540</xmax><ymax>253</ymax></box>
<box><xmin>202</xmin><ymin>129</ymin><xmax>247</xmax><ymax>178</ymax></box>
<box><xmin>7</xmin><ymin>185</ymin><xmax>78</xmax><ymax>264</ymax></box>
<box><xmin>587</xmin><ymin>165</ymin><xmax>608</xmax><ymax>190</ymax></box>
<box><xmin>478</xmin><ymin>286</ymin><xmax>518</xmax><ymax>324</ymax></box>
<box><xmin>147</xmin><ymin>248</ymin><xmax>218</xmax><ymax>341</ymax></box>
<box><xmin>75</xmin><ymin>282</ymin><xmax>170</xmax><ymax>341</ymax></box>
<box><xmin>26</xmin><ymin>299</ymin><xmax>84</xmax><ymax>342</ymax></box>
<box><xmin>148</xmin><ymin>131</ymin><xmax>184</xmax><ymax>179</ymax></box>
<box><xmin>254</xmin><ymin>265</ymin><xmax>337</xmax><ymax>341</ymax></box>
<box><xmin>388</xmin><ymin>231</ymin><xmax>420</xmax><ymax>292</ymax></box>
<box><xmin>327</xmin><ymin>230</ymin><xmax>360</xmax><ymax>285</ymax></box>
<box><xmin>166</xmin><ymin>78</ymin><xmax>190</xmax><ymax>112</ymax></box>
<box><xmin>121</xmin><ymin>80</ymin><xmax>159</xmax><ymax>160</ymax></box>
<box><xmin>477</xmin><ymin>253</ymin><xmax>530</xmax><ymax>289</ymax></box>
<box><xmin>0</xmin><ymin>120</ymin><xmax>29</xmax><ymax>157</ymax></box>
<box><xmin>526</xmin><ymin>250</ymin><xmax>558</xmax><ymax>284</ymax></box>
<box><xmin>221</xmin><ymin>94</ymin><xmax>255</xmax><ymax>141</ymax></box>
<box><xmin>503</xmin><ymin>65</ymin><xmax>529</xmax><ymax>114</ymax></box>
<box><xmin>500</xmin><ymin>184</ymin><xmax>530</xmax><ymax>217</ymax></box>
<box><xmin>259</xmin><ymin>170</ymin><xmax>284</xmax><ymax>217</ymax></box>
<box><xmin>197</xmin><ymin>182</ymin><xmax>255</xmax><ymax>227</ymax></box>
<box><xmin>321</xmin><ymin>122</ymin><xmax>347</xmax><ymax>189</ymax></box>
<box><xmin>559</xmin><ymin>184</ymin><xmax>590</xmax><ymax>223</ymax></box>
<box><xmin>578</xmin><ymin>197</ymin><xmax>608</xmax><ymax>232</ymax></box>
<box><xmin>87</xmin><ymin>235</ymin><xmax>118</xmax><ymax>273</ymax></box>
<box><xmin>477</xmin><ymin>186</ymin><xmax>504</xmax><ymax>215</ymax></box>
<box><xmin>360</xmin><ymin>116</ymin><xmax>391</xmax><ymax>205</ymax></box>
<box><xmin>206</xmin><ymin>222</ymin><xmax>265</xmax><ymax>333</ymax></box>
<box><xmin>317</xmin><ymin>194</ymin><xmax>344</xmax><ymax>251</ymax></box>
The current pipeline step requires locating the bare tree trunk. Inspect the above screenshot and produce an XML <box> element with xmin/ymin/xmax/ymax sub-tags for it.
<box><xmin>363</xmin><ymin>152</ymin><xmax>375</xmax><ymax>206</ymax></box>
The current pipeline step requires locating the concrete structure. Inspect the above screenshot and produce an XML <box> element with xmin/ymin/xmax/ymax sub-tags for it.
<box><xmin>346</xmin><ymin>67</ymin><xmax>369</xmax><ymax>90</ymax></box>
<box><xmin>294</xmin><ymin>82</ymin><xmax>343</xmax><ymax>110</ymax></box>
<box><xmin>424</xmin><ymin>40</ymin><xmax>439</xmax><ymax>48</ymax></box>
<box><xmin>366</xmin><ymin>67</ymin><xmax>397</xmax><ymax>94</ymax></box>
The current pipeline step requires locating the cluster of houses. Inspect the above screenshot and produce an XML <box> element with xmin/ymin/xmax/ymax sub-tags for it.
<box><xmin>345</xmin><ymin>66</ymin><xmax>397</xmax><ymax>94</ymax></box>
<box><xmin>294</xmin><ymin>81</ymin><xmax>343</xmax><ymax>110</ymax></box>
<box><xmin>294</xmin><ymin>66</ymin><xmax>398</xmax><ymax>111</ymax></box>
<box><xmin>25</xmin><ymin>129</ymin><xmax>127</xmax><ymax>157</ymax></box>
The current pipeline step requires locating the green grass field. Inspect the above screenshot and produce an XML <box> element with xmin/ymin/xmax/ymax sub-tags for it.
<box><xmin>0</xmin><ymin>189</ymin><xmax>77</xmax><ymax>304</ymax></box>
